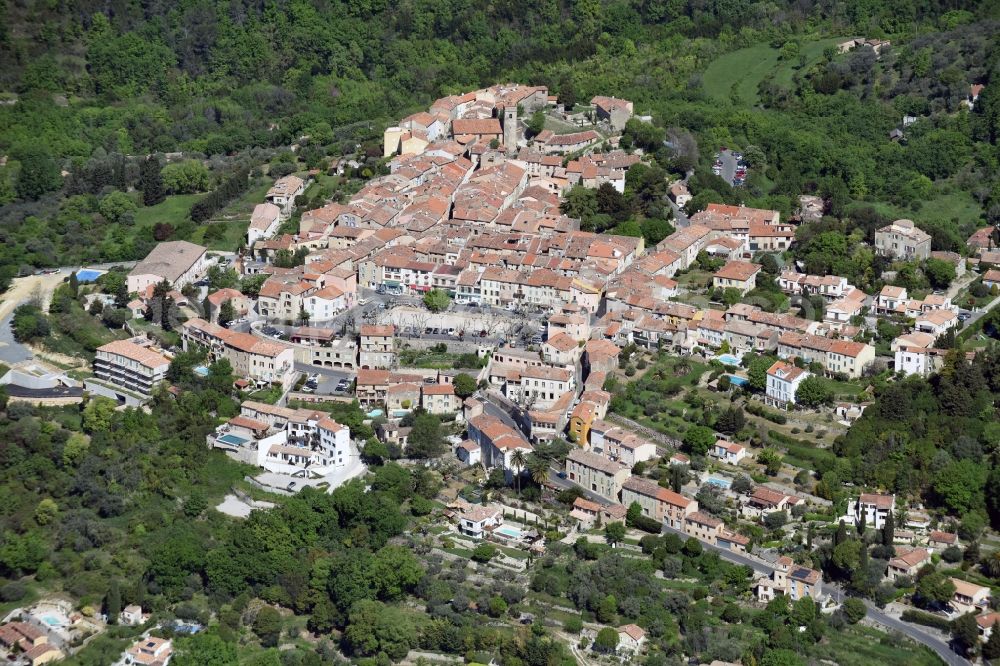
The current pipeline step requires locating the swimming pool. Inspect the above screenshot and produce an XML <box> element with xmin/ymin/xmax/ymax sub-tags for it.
<box><xmin>366</xmin><ymin>408</ymin><xmax>384</xmax><ymax>418</ymax></box>
<box><xmin>716</xmin><ymin>353</ymin><xmax>740</xmax><ymax>366</ymax></box>
<box><xmin>494</xmin><ymin>525</ymin><xmax>522</xmax><ymax>540</ymax></box>
<box><xmin>217</xmin><ymin>434</ymin><xmax>248</xmax><ymax>447</ymax></box>
<box><xmin>725</xmin><ymin>374</ymin><xmax>748</xmax><ymax>387</ymax></box>
<box><xmin>40</xmin><ymin>613</ymin><xmax>66</xmax><ymax>627</ymax></box>
<box><xmin>193</xmin><ymin>365</ymin><xmax>209</xmax><ymax>377</ymax></box>
<box><xmin>75</xmin><ymin>269</ymin><xmax>104</xmax><ymax>283</ymax></box>
<box><xmin>706</xmin><ymin>476</ymin><xmax>732</xmax><ymax>490</ymax></box>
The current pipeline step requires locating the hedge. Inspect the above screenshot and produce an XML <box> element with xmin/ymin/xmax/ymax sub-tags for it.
<box><xmin>900</xmin><ymin>609</ymin><xmax>952</xmax><ymax>632</ymax></box>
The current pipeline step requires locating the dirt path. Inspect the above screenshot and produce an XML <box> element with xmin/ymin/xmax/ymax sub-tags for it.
<box><xmin>0</xmin><ymin>271</ymin><xmax>68</xmax><ymax>321</ymax></box>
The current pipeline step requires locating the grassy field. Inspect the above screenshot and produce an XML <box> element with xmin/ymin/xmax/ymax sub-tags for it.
<box><xmin>703</xmin><ymin>37</ymin><xmax>850</xmax><ymax>104</ymax></box>
<box><xmin>848</xmin><ymin>189</ymin><xmax>984</xmax><ymax>236</ymax></box>
<box><xmin>807</xmin><ymin>624</ymin><xmax>945</xmax><ymax>666</ymax></box>
<box><xmin>132</xmin><ymin>193</ymin><xmax>204</xmax><ymax>229</ymax></box>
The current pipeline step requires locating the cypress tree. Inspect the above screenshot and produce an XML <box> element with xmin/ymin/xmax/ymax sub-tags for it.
<box><xmin>140</xmin><ymin>156</ymin><xmax>165</xmax><ymax>206</ymax></box>
<box><xmin>105</xmin><ymin>579</ymin><xmax>121</xmax><ymax>624</ymax></box>
<box><xmin>881</xmin><ymin>511</ymin><xmax>894</xmax><ymax>547</ymax></box>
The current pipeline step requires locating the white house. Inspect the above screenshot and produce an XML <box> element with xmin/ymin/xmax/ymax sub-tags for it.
<box><xmin>711</xmin><ymin>440</ymin><xmax>747</xmax><ymax>465</ymax></box>
<box><xmin>764</xmin><ymin>360</ymin><xmax>809</xmax><ymax>407</ymax></box>
<box><xmin>846</xmin><ymin>493</ymin><xmax>895</xmax><ymax>530</ymax></box>
<box><xmin>266</xmin><ymin>175</ymin><xmax>306</xmax><ymax>217</ymax></box>
<box><xmin>616</xmin><ymin>624</ymin><xmax>646</xmax><ymax>654</ymax></box>
<box><xmin>457</xmin><ymin>504</ymin><xmax>503</xmax><ymax>538</ymax></box>
<box><xmin>950</xmin><ymin>578</ymin><xmax>991</xmax><ymax>614</ymax></box>
<box><xmin>247</xmin><ymin>203</ymin><xmax>282</xmax><ymax>246</ymax></box>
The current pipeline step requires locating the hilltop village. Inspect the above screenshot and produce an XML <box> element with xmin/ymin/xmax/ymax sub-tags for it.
<box><xmin>3</xmin><ymin>77</ymin><xmax>1000</xmax><ymax>666</ymax></box>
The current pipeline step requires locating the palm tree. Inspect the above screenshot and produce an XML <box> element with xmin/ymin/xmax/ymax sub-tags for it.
<box><xmin>527</xmin><ymin>453</ymin><xmax>550</xmax><ymax>487</ymax></box>
<box><xmin>983</xmin><ymin>551</ymin><xmax>1000</xmax><ymax>579</ymax></box>
<box><xmin>510</xmin><ymin>449</ymin><xmax>527</xmax><ymax>495</ymax></box>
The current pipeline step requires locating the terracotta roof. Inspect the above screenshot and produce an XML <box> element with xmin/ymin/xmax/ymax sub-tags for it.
<box><xmin>227</xmin><ymin>415</ymin><xmax>270</xmax><ymax>432</ymax></box>
<box><xmin>452</xmin><ymin>118</ymin><xmax>502</xmax><ymax>135</ymax></box>
<box><xmin>714</xmin><ymin>260</ymin><xmax>761</xmax><ymax>282</ymax></box>
<box><xmin>360</xmin><ymin>324</ymin><xmax>395</xmax><ymax>337</ymax></box>
<box><xmin>859</xmin><ymin>493</ymin><xmax>894</xmax><ymax>509</ymax></box>
<box><xmin>97</xmin><ymin>340</ymin><xmax>169</xmax><ymax>369</ymax></box>
<box><xmin>686</xmin><ymin>511</ymin><xmax>722</xmax><ymax>528</ymax></box>
<box><xmin>617</xmin><ymin>623</ymin><xmax>645</xmax><ymax>641</ymax></box>
<box><xmin>929</xmin><ymin>530</ymin><xmax>957</xmax><ymax>544</ymax></box>
<box><xmin>950</xmin><ymin>577</ymin><xmax>990</xmax><ymax>599</ymax></box>
<box><xmin>889</xmin><ymin>547</ymin><xmax>929</xmax><ymax>569</ymax></box>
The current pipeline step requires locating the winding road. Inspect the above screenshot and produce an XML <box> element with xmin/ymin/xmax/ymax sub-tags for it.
<box><xmin>658</xmin><ymin>524</ymin><xmax>967</xmax><ymax>666</ymax></box>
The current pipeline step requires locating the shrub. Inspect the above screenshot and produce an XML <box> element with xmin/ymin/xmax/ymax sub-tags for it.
<box><xmin>0</xmin><ymin>581</ymin><xmax>27</xmax><ymax>602</ymax></box>
<box><xmin>901</xmin><ymin>609</ymin><xmax>952</xmax><ymax>631</ymax></box>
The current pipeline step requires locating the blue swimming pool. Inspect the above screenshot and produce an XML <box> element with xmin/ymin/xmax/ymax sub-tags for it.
<box><xmin>725</xmin><ymin>374</ymin><xmax>749</xmax><ymax>387</ymax></box>
<box><xmin>193</xmin><ymin>365</ymin><xmax>209</xmax><ymax>377</ymax></box>
<box><xmin>366</xmin><ymin>408</ymin><xmax>384</xmax><ymax>418</ymax></box>
<box><xmin>706</xmin><ymin>476</ymin><xmax>732</xmax><ymax>490</ymax></box>
<box><xmin>75</xmin><ymin>269</ymin><xmax>104</xmax><ymax>282</ymax></box>
<box><xmin>716</xmin><ymin>353</ymin><xmax>740</xmax><ymax>366</ymax></box>
<box><xmin>494</xmin><ymin>525</ymin><xmax>522</xmax><ymax>540</ymax></box>
<box><xmin>218</xmin><ymin>434</ymin><xmax>248</xmax><ymax>447</ymax></box>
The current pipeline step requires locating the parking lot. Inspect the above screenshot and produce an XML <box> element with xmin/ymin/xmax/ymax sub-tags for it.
<box><xmin>713</xmin><ymin>148</ymin><xmax>747</xmax><ymax>186</ymax></box>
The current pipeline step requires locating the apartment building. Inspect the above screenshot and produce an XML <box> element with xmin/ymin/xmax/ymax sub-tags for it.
<box><xmin>127</xmin><ymin>241</ymin><xmax>208</xmax><ymax>294</ymax></box>
<box><xmin>875</xmin><ymin>219</ymin><xmax>932</xmax><ymax>260</ymax></box>
<box><xmin>777</xmin><ymin>332</ymin><xmax>875</xmax><ymax>378</ymax></box>
<box><xmin>92</xmin><ymin>339</ymin><xmax>169</xmax><ymax>400</ymax></box>
<box><xmin>181</xmin><ymin>318</ymin><xmax>295</xmax><ymax>390</ymax></box>
<box><xmin>621</xmin><ymin>476</ymin><xmax>697</xmax><ymax>529</ymax></box>
<box><xmin>359</xmin><ymin>324</ymin><xmax>395</xmax><ymax>369</ymax></box>
<box><xmin>565</xmin><ymin>449</ymin><xmax>630</xmax><ymax>501</ymax></box>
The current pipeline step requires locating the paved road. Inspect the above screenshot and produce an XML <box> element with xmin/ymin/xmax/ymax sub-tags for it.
<box><xmin>659</xmin><ymin>524</ymin><xmax>967</xmax><ymax>666</ymax></box>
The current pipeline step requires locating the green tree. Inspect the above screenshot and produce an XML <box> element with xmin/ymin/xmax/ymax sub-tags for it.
<box><xmin>593</xmin><ymin>627</ymin><xmax>619</xmax><ymax>653</ymax></box>
<box><xmin>934</xmin><ymin>459</ymin><xmax>987</xmax><ymax>514</ymax></box>
<box><xmin>471</xmin><ymin>543</ymin><xmax>497</xmax><ymax>563</ymax></box>
<box><xmin>915</xmin><ymin>571</ymin><xmax>956</xmax><ymax>608</ymax></box>
<box><xmin>407</xmin><ymin>413</ymin><xmax>445</xmax><ymax>458</ymax></box>
<box><xmin>13</xmin><ymin>144</ymin><xmax>62</xmax><ymax>200</ymax></box>
<box><xmin>527</xmin><ymin>110</ymin><xmax>546</xmax><ymax>138</ymax></box>
<box><xmin>487</xmin><ymin>595</ymin><xmax>508</xmax><ymax>618</ymax></box>
<box><xmin>605</xmin><ymin>521</ymin><xmax>626</xmax><ymax>546</ymax></box>
<box><xmin>105</xmin><ymin>579</ymin><xmax>122</xmax><ymax>624</ymax></box>
<box><xmin>34</xmin><ymin>499</ymin><xmax>58</xmax><ymax>526</ymax></box>
<box><xmin>683</xmin><ymin>425</ymin><xmax>715</xmax><ymax>456</ymax></box>
<box><xmin>758</xmin><ymin>448</ymin><xmax>783</xmax><ymax>476</ymax></box>
<box><xmin>952</xmin><ymin>612</ymin><xmax>980</xmax><ymax>658</ymax></box>
<box><xmin>748</xmin><ymin>355</ymin><xmax>777</xmax><ymax>391</ymax></box>
<box><xmin>596</xmin><ymin>594</ymin><xmax>617</xmax><ymax>623</ymax></box>
<box><xmin>983</xmin><ymin>622</ymin><xmax>1000</xmax><ymax>661</ymax></box>
<box><xmin>218</xmin><ymin>300</ymin><xmax>236</xmax><ymax>327</ymax></box>
<box><xmin>453</xmin><ymin>373</ymin><xmax>477</xmax><ymax>399</ymax></box>
<box><xmin>253</xmin><ymin>607</ymin><xmax>282</xmax><ymax>647</ymax></box>
<box><xmin>140</xmin><ymin>155</ymin><xmax>165</xmax><ymax>206</ymax></box>
<box><xmin>82</xmin><ymin>397</ymin><xmax>117</xmax><ymax>433</ymax></box>
<box><xmin>510</xmin><ymin>449</ymin><xmax>527</xmax><ymax>494</ymax></box>
<box><xmin>423</xmin><ymin>289</ymin><xmax>451</xmax><ymax>313</ymax></box>
<box><xmin>796</xmin><ymin>376</ymin><xmax>832</xmax><ymax>407</ymax></box>
<box><xmin>924</xmin><ymin>258</ymin><xmax>956</xmax><ymax>290</ymax></box>
<box><xmin>62</xmin><ymin>432</ymin><xmax>90</xmax><ymax>466</ymax></box>
<box><xmin>162</xmin><ymin>160</ymin><xmax>211</xmax><ymax>194</ymax></box>
<box><xmin>840</xmin><ymin>597</ymin><xmax>866</xmax><ymax>624</ymax></box>
<box><xmin>172</xmin><ymin>633</ymin><xmax>238</xmax><ymax>666</ymax></box>
<box><xmin>99</xmin><ymin>190</ymin><xmax>138</xmax><ymax>224</ymax></box>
